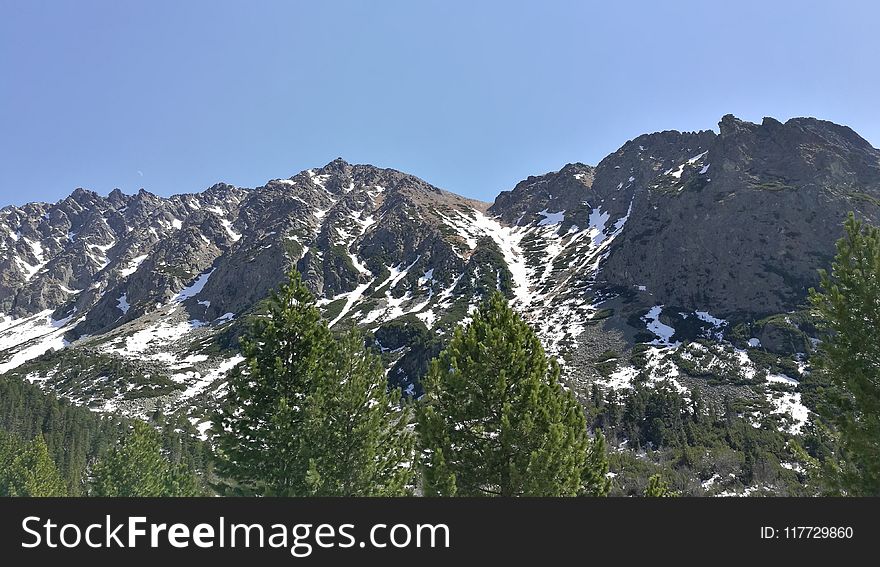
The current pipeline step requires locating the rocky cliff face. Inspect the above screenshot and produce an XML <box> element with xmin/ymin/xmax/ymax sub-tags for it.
<box><xmin>2</xmin><ymin>114</ymin><xmax>879</xmax><ymax>440</ymax></box>
<box><xmin>597</xmin><ymin>115</ymin><xmax>880</xmax><ymax>317</ymax></box>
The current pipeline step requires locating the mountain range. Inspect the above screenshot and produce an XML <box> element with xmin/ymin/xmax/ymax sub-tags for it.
<box><xmin>2</xmin><ymin>113</ymin><xmax>878</xmax><ymax>467</ymax></box>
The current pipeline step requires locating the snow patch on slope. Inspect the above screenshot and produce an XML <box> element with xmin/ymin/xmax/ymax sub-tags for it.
<box><xmin>537</xmin><ymin>209</ymin><xmax>565</xmax><ymax>226</ymax></box>
<box><xmin>171</xmin><ymin>269</ymin><xmax>215</xmax><ymax>303</ymax></box>
<box><xmin>0</xmin><ymin>310</ymin><xmax>79</xmax><ymax>373</ymax></box>
<box><xmin>643</xmin><ymin>306</ymin><xmax>679</xmax><ymax>346</ymax></box>
<box><xmin>119</xmin><ymin>254</ymin><xmax>148</xmax><ymax>277</ymax></box>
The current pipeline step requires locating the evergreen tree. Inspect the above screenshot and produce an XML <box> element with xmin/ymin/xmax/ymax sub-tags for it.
<box><xmin>581</xmin><ymin>430</ymin><xmax>612</xmax><ymax>496</ymax></box>
<box><xmin>417</xmin><ymin>291</ymin><xmax>609</xmax><ymax>496</ymax></box>
<box><xmin>644</xmin><ymin>474</ymin><xmax>677</xmax><ymax>497</ymax></box>
<box><xmin>298</xmin><ymin>330</ymin><xmax>414</xmax><ymax>496</ymax></box>
<box><xmin>213</xmin><ymin>268</ymin><xmax>414</xmax><ymax>495</ymax></box>
<box><xmin>91</xmin><ymin>421</ymin><xmax>200</xmax><ymax>496</ymax></box>
<box><xmin>690</xmin><ymin>387</ymin><xmax>705</xmax><ymax>424</ymax></box>
<box><xmin>213</xmin><ymin>268</ymin><xmax>333</xmax><ymax>495</ymax></box>
<box><xmin>808</xmin><ymin>213</ymin><xmax>880</xmax><ymax>495</ymax></box>
<box><xmin>0</xmin><ymin>432</ymin><xmax>67</xmax><ymax>497</ymax></box>
<box><xmin>1</xmin><ymin>371</ymin><xmax>208</xmax><ymax>495</ymax></box>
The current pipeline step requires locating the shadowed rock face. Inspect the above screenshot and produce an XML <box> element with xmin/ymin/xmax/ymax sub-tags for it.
<box><xmin>591</xmin><ymin>115</ymin><xmax>880</xmax><ymax>318</ymax></box>
<box><xmin>489</xmin><ymin>162</ymin><xmax>596</xmax><ymax>226</ymax></box>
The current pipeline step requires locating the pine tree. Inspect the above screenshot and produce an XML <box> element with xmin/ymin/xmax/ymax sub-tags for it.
<box><xmin>808</xmin><ymin>213</ymin><xmax>880</xmax><ymax>495</ymax></box>
<box><xmin>644</xmin><ymin>473</ymin><xmax>677</xmax><ymax>497</ymax></box>
<box><xmin>213</xmin><ymin>268</ymin><xmax>414</xmax><ymax>495</ymax></box>
<box><xmin>581</xmin><ymin>430</ymin><xmax>612</xmax><ymax>496</ymax></box>
<box><xmin>213</xmin><ymin>268</ymin><xmax>333</xmax><ymax>495</ymax></box>
<box><xmin>417</xmin><ymin>291</ymin><xmax>609</xmax><ymax>496</ymax></box>
<box><xmin>0</xmin><ymin>432</ymin><xmax>67</xmax><ymax>497</ymax></box>
<box><xmin>297</xmin><ymin>330</ymin><xmax>414</xmax><ymax>496</ymax></box>
<box><xmin>91</xmin><ymin>421</ymin><xmax>200</xmax><ymax>496</ymax></box>
<box><xmin>690</xmin><ymin>387</ymin><xmax>705</xmax><ymax>424</ymax></box>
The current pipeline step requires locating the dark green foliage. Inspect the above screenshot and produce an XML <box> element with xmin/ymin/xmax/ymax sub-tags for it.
<box><xmin>374</xmin><ymin>315</ymin><xmax>443</xmax><ymax>397</ymax></box>
<box><xmin>592</xmin><ymin>350</ymin><xmax>620</xmax><ymax>378</ymax></box>
<box><xmin>0</xmin><ymin>431</ymin><xmax>66</xmax><ymax>496</ymax></box>
<box><xmin>321</xmin><ymin>298</ymin><xmax>347</xmax><ymax>324</ymax></box>
<box><xmin>300</xmin><ymin>330</ymin><xmax>415</xmax><ymax>496</ymax></box>
<box><xmin>434</xmin><ymin>296</ymin><xmax>472</xmax><ymax>330</ymax></box>
<box><xmin>91</xmin><ymin>421</ymin><xmax>200</xmax><ymax>496</ymax></box>
<box><xmin>847</xmin><ymin>191</ymin><xmax>880</xmax><ymax>207</ymax></box>
<box><xmin>586</xmin><ymin>381</ymin><xmax>806</xmax><ymax>496</ymax></box>
<box><xmin>596</xmin><ymin>350</ymin><xmax>620</xmax><ymax>363</ymax></box>
<box><xmin>213</xmin><ymin>268</ymin><xmax>414</xmax><ymax>496</ymax></box>
<box><xmin>417</xmin><ymin>292</ymin><xmax>609</xmax><ymax>496</ymax></box>
<box><xmin>581</xmin><ymin>430</ymin><xmax>612</xmax><ymax>496</ymax></box>
<box><xmin>807</xmin><ymin>213</ymin><xmax>880</xmax><ymax>495</ymax></box>
<box><xmin>587</xmin><ymin>308</ymin><xmax>614</xmax><ymax>322</ymax></box>
<box><xmin>4</xmin><ymin>350</ymin><xmax>183</xmax><ymax>404</ymax></box>
<box><xmin>745</xmin><ymin>349</ymin><xmax>801</xmax><ymax>378</ymax></box>
<box><xmin>374</xmin><ymin>315</ymin><xmax>432</xmax><ymax>352</ymax></box>
<box><xmin>327</xmin><ymin>244</ymin><xmax>359</xmax><ymax>277</ymax></box>
<box><xmin>0</xmin><ymin>373</ymin><xmax>210</xmax><ymax>496</ymax></box>
<box><xmin>281</xmin><ymin>237</ymin><xmax>304</xmax><ymax>261</ymax></box>
<box><xmin>0</xmin><ymin>373</ymin><xmax>120</xmax><ymax>495</ymax></box>
<box><xmin>750</xmin><ymin>180</ymin><xmax>796</xmax><ymax>192</ymax></box>
<box><xmin>671</xmin><ymin>343</ymin><xmax>763</xmax><ymax>386</ymax></box>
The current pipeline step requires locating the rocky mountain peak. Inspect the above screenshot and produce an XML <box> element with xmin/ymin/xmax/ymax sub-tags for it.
<box><xmin>71</xmin><ymin>187</ymin><xmax>96</xmax><ymax>199</ymax></box>
<box><xmin>718</xmin><ymin>113</ymin><xmax>756</xmax><ymax>138</ymax></box>
<box><xmin>785</xmin><ymin>116</ymin><xmax>873</xmax><ymax>147</ymax></box>
<box><xmin>106</xmin><ymin>188</ymin><xmax>127</xmax><ymax>208</ymax></box>
<box><xmin>488</xmin><ymin>162</ymin><xmax>594</xmax><ymax>226</ymax></box>
<box><xmin>321</xmin><ymin>157</ymin><xmax>351</xmax><ymax>174</ymax></box>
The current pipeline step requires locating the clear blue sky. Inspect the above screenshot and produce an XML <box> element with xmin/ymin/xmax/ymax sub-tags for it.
<box><xmin>1</xmin><ymin>0</ymin><xmax>878</xmax><ymax>206</ymax></box>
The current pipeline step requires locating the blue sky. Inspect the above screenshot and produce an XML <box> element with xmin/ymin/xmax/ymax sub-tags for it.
<box><xmin>1</xmin><ymin>0</ymin><xmax>878</xmax><ymax>206</ymax></box>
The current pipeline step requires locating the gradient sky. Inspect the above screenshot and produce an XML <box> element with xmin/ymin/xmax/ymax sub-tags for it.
<box><xmin>1</xmin><ymin>0</ymin><xmax>878</xmax><ymax>206</ymax></box>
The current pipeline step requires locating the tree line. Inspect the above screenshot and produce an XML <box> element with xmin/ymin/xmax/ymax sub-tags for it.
<box><xmin>0</xmin><ymin>376</ymin><xmax>206</xmax><ymax>496</ymax></box>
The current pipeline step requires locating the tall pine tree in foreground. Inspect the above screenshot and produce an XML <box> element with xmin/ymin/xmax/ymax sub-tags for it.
<box><xmin>213</xmin><ymin>268</ymin><xmax>414</xmax><ymax>496</ymax></box>
<box><xmin>301</xmin><ymin>330</ymin><xmax>414</xmax><ymax>496</ymax></box>
<box><xmin>90</xmin><ymin>421</ymin><xmax>200</xmax><ymax>496</ymax></box>
<box><xmin>417</xmin><ymin>292</ymin><xmax>610</xmax><ymax>496</ymax></box>
<box><xmin>808</xmin><ymin>213</ymin><xmax>880</xmax><ymax>495</ymax></box>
